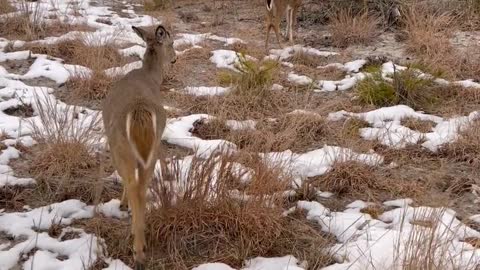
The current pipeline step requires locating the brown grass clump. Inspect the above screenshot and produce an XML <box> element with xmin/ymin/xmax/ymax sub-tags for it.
<box><xmin>314</xmin><ymin>161</ymin><xmax>383</xmax><ymax>197</ymax></box>
<box><xmin>19</xmin><ymin>94</ymin><xmax>119</xmax><ymax>205</ymax></box>
<box><xmin>0</xmin><ymin>2</ymin><xmax>92</xmax><ymax>41</ymax></box>
<box><xmin>401</xmin><ymin>118</ymin><xmax>436</xmax><ymax>133</ymax></box>
<box><xmin>0</xmin><ymin>0</ymin><xmax>14</xmax><ymax>14</ymax></box>
<box><xmin>440</xmin><ymin>120</ymin><xmax>480</xmax><ymax>166</ymax></box>
<box><xmin>311</xmin><ymin>161</ymin><xmax>425</xmax><ymax>201</ymax></box>
<box><xmin>24</xmin><ymin>38</ymin><xmax>128</xmax><ymax>102</ymax></box>
<box><xmin>25</xmin><ymin>39</ymin><xmax>128</xmax><ymax>70</ymax></box>
<box><xmin>81</xmin><ymin>154</ymin><xmax>331</xmax><ymax>269</ymax></box>
<box><xmin>293</xmin><ymin>64</ymin><xmax>346</xmax><ymax>81</ymax></box>
<box><xmin>66</xmin><ymin>71</ymin><xmax>118</xmax><ymax>102</ymax></box>
<box><xmin>329</xmin><ymin>9</ymin><xmax>380</xmax><ymax>48</ymax></box>
<box><xmin>403</xmin><ymin>8</ymin><xmax>454</xmax><ymax>56</ymax></box>
<box><xmin>28</xmin><ymin>142</ymin><xmax>96</xmax><ymax>179</ymax></box>
<box><xmin>288</xmin><ymin>50</ymin><xmax>326</xmax><ymax>68</ymax></box>
<box><xmin>360</xmin><ymin>204</ymin><xmax>385</xmax><ymax>219</ymax></box>
<box><xmin>192</xmin><ymin>113</ymin><xmax>328</xmax><ymax>153</ymax></box>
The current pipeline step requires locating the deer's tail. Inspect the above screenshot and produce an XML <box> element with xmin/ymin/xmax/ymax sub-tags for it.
<box><xmin>126</xmin><ymin>105</ymin><xmax>157</xmax><ymax>176</ymax></box>
<box><xmin>266</xmin><ymin>0</ymin><xmax>274</xmax><ymax>11</ymax></box>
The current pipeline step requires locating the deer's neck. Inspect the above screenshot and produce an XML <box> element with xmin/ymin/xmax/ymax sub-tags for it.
<box><xmin>141</xmin><ymin>48</ymin><xmax>165</xmax><ymax>87</ymax></box>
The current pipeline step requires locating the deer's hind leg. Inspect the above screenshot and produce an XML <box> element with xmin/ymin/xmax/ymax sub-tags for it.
<box><xmin>265</xmin><ymin>23</ymin><xmax>272</xmax><ymax>52</ymax></box>
<box><xmin>120</xmin><ymin>186</ymin><xmax>128</xmax><ymax>211</ymax></box>
<box><xmin>273</xmin><ymin>19</ymin><xmax>283</xmax><ymax>49</ymax></box>
<box><xmin>126</xmin><ymin>175</ymin><xmax>148</xmax><ymax>270</ymax></box>
<box><xmin>289</xmin><ymin>6</ymin><xmax>300</xmax><ymax>43</ymax></box>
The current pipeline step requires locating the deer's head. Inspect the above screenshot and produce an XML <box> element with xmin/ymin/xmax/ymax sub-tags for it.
<box><xmin>132</xmin><ymin>25</ymin><xmax>177</xmax><ymax>70</ymax></box>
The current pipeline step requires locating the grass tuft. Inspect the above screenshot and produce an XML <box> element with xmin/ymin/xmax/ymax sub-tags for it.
<box><xmin>0</xmin><ymin>0</ymin><xmax>14</xmax><ymax>14</ymax></box>
<box><xmin>356</xmin><ymin>73</ymin><xmax>397</xmax><ymax>106</ymax></box>
<box><xmin>329</xmin><ymin>9</ymin><xmax>380</xmax><ymax>48</ymax></box>
<box><xmin>218</xmin><ymin>54</ymin><xmax>279</xmax><ymax>98</ymax></box>
<box><xmin>81</xmin><ymin>154</ymin><xmax>332</xmax><ymax>269</ymax></box>
<box><xmin>19</xmin><ymin>93</ymin><xmax>118</xmax><ymax>205</ymax></box>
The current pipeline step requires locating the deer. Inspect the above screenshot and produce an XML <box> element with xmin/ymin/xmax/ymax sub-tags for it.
<box><xmin>102</xmin><ymin>24</ymin><xmax>176</xmax><ymax>270</ymax></box>
<box><xmin>265</xmin><ymin>0</ymin><xmax>303</xmax><ymax>51</ymax></box>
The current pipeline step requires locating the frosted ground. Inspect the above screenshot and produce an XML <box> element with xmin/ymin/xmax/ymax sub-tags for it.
<box><xmin>1</xmin><ymin>0</ymin><xmax>480</xmax><ymax>269</ymax></box>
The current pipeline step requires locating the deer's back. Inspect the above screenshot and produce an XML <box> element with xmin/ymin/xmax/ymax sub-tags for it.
<box><xmin>102</xmin><ymin>70</ymin><xmax>166</xmax><ymax>144</ymax></box>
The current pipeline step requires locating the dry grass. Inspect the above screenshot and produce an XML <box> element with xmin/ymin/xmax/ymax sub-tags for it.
<box><xmin>0</xmin><ymin>1</ymin><xmax>92</xmax><ymax>41</ymax></box>
<box><xmin>329</xmin><ymin>9</ymin><xmax>380</xmax><ymax>48</ymax></box>
<box><xmin>0</xmin><ymin>0</ymin><xmax>14</xmax><ymax>14</ymax></box>
<box><xmin>401</xmin><ymin>118</ymin><xmax>436</xmax><ymax>133</ymax></box>
<box><xmin>81</xmin><ymin>154</ymin><xmax>332</xmax><ymax>269</ymax></box>
<box><xmin>22</xmin><ymin>38</ymin><xmax>129</xmax><ymax>101</ymax></box>
<box><xmin>396</xmin><ymin>208</ymin><xmax>479</xmax><ymax>270</ymax></box>
<box><xmin>403</xmin><ymin>8</ymin><xmax>454</xmax><ymax>56</ymax></box>
<box><xmin>18</xmin><ymin>93</ymin><xmax>119</xmax><ymax>205</ymax></box>
<box><xmin>360</xmin><ymin>204</ymin><xmax>385</xmax><ymax>219</ymax></box>
<box><xmin>192</xmin><ymin>113</ymin><xmax>328</xmax><ymax>153</ymax></box>
<box><xmin>217</xmin><ymin>55</ymin><xmax>280</xmax><ymax>98</ymax></box>
<box><xmin>66</xmin><ymin>71</ymin><xmax>118</xmax><ymax>101</ymax></box>
<box><xmin>401</xmin><ymin>6</ymin><xmax>480</xmax><ymax>80</ymax></box>
<box><xmin>293</xmin><ymin>65</ymin><xmax>346</xmax><ymax>82</ymax></box>
<box><xmin>288</xmin><ymin>50</ymin><xmax>326</xmax><ymax>68</ymax></box>
<box><xmin>24</xmin><ymin>38</ymin><xmax>128</xmax><ymax>70</ymax></box>
<box><xmin>440</xmin><ymin>120</ymin><xmax>480</xmax><ymax>166</ymax></box>
<box><xmin>311</xmin><ymin>161</ymin><xmax>426</xmax><ymax>201</ymax></box>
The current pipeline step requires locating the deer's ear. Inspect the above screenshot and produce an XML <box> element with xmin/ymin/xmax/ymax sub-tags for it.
<box><xmin>132</xmin><ymin>26</ymin><xmax>147</xmax><ymax>41</ymax></box>
<box><xmin>155</xmin><ymin>25</ymin><xmax>169</xmax><ymax>43</ymax></box>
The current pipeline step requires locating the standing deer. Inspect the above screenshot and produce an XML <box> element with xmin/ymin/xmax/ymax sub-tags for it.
<box><xmin>265</xmin><ymin>0</ymin><xmax>303</xmax><ymax>51</ymax></box>
<box><xmin>102</xmin><ymin>24</ymin><xmax>176</xmax><ymax>270</ymax></box>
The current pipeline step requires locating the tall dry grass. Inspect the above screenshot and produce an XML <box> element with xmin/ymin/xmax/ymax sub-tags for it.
<box><xmin>0</xmin><ymin>0</ymin><xmax>14</xmax><ymax>14</ymax></box>
<box><xmin>329</xmin><ymin>9</ymin><xmax>380</xmax><ymax>48</ymax></box>
<box><xmin>22</xmin><ymin>93</ymin><xmax>119</xmax><ymax>205</ymax></box>
<box><xmin>82</xmin><ymin>153</ymin><xmax>332</xmax><ymax>269</ymax></box>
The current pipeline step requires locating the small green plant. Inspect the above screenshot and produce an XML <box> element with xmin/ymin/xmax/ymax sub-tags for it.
<box><xmin>393</xmin><ymin>69</ymin><xmax>436</xmax><ymax>110</ymax></box>
<box><xmin>361</xmin><ymin>63</ymin><xmax>382</xmax><ymax>74</ymax></box>
<box><xmin>356</xmin><ymin>68</ymin><xmax>437</xmax><ymax>110</ymax></box>
<box><xmin>217</xmin><ymin>53</ymin><xmax>279</xmax><ymax>97</ymax></box>
<box><xmin>356</xmin><ymin>73</ymin><xmax>397</xmax><ymax>106</ymax></box>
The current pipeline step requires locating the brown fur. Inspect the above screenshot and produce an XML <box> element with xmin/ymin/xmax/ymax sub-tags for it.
<box><xmin>265</xmin><ymin>0</ymin><xmax>302</xmax><ymax>51</ymax></box>
<box><xmin>102</xmin><ymin>24</ymin><xmax>176</xmax><ymax>270</ymax></box>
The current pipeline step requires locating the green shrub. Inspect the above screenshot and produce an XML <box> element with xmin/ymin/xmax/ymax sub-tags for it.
<box><xmin>217</xmin><ymin>53</ymin><xmax>279</xmax><ymax>97</ymax></box>
<box><xmin>356</xmin><ymin>73</ymin><xmax>397</xmax><ymax>106</ymax></box>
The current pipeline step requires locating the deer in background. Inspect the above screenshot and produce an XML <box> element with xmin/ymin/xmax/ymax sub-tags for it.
<box><xmin>102</xmin><ymin>24</ymin><xmax>176</xmax><ymax>270</ymax></box>
<box><xmin>265</xmin><ymin>0</ymin><xmax>303</xmax><ymax>51</ymax></box>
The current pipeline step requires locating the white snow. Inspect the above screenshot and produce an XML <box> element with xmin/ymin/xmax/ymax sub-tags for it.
<box><xmin>260</xmin><ymin>145</ymin><xmax>383</xmax><ymax>187</ymax></box>
<box><xmin>287</xmin><ymin>72</ymin><xmax>314</xmax><ymax>86</ymax></box>
<box><xmin>298</xmin><ymin>200</ymin><xmax>480</xmax><ymax>270</ymax></box>
<box><xmin>210</xmin><ymin>49</ymin><xmax>256</xmax><ymax>71</ymax></box>
<box><xmin>103</xmin><ymin>259</ymin><xmax>133</xmax><ymax>270</ymax></box>
<box><xmin>194</xmin><ymin>255</ymin><xmax>306</xmax><ymax>270</ymax></box>
<box><xmin>183</xmin><ymin>86</ymin><xmax>232</xmax><ymax>96</ymax></box>
<box><xmin>162</xmin><ymin>114</ymin><xmax>238</xmax><ymax>158</ymax></box>
<box><xmin>174</xmin><ymin>33</ymin><xmax>244</xmax><ymax>49</ymax></box>
<box><xmin>329</xmin><ymin>105</ymin><xmax>479</xmax><ymax>151</ymax></box>
<box><xmin>267</xmin><ymin>45</ymin><xmax>338</xmax><ymax>61</ymax></box>
<box><xmin>343</xmin><ymin>59</ymin><xmax>367</xmax><ymax>73</ymax></box>
<box><xmin>0</xmin><ymin>200</ymin><xmax>105</xmax><ymax>269</ymax></box>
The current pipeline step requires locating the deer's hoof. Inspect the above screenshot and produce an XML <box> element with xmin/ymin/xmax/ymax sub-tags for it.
<box><xmin>135</xmin><ymin>261</ymin><xmax>145</xmax><ymax>270</ymax></box>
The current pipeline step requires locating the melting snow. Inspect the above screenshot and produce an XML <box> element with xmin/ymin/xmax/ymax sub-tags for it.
<box><xmin>183</xmin><ymin>86</ymin><xmax>232</xmax><ymax>96</ymax></box>
<box><xmin>329</xmin><ymin>105</ymin><xmax>479</xmax><ymax>151</ymax></box>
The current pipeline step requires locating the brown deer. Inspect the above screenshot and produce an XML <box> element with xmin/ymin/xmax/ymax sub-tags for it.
<box><xmin>102</xmin><ymin>24</ymin><xmax>176</xmax><ymax>270</ymax></box>
<box><xmin>265</xmin><ymin>0</ymin><xmax>303</xmax><ymax>51</ymax></box>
